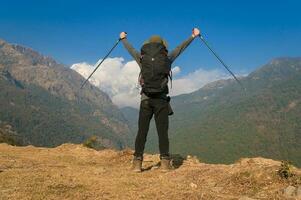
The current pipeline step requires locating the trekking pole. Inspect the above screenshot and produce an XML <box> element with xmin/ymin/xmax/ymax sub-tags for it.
<box><xmin>198</xmin><ymin>35</ymin><xmax>246</xmax><ymax>91</ymax></box>
<box><xmin>80</xmin><ymin>38</ymin><xmax>123</xmax><ymax>89</ymax></box>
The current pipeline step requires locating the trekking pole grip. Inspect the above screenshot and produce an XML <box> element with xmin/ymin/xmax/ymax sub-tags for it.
<box><xmin>119</xmin><ymin>32</ymin><xmax>127</xmax><ymax>41</ymax></box>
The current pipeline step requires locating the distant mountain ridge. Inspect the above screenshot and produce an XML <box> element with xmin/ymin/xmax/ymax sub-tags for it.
<box><xmin>0</xmin><ymin>39</ymin><xmax>132</xmax><ymax>148</ymax></box>
<box><xmin>171</xmin><ymin>57</ymin><xmax>301</xmax><ymax>166</ymax></box>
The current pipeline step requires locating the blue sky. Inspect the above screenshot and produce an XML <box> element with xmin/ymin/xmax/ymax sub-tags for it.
<box><xmin>1</xmin><ymin>0</ymin><xmax>300</xmax><ymax>76</ymax></box>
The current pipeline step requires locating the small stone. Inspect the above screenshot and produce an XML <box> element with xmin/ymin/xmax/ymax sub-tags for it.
<box><xmin>190</xmin><ymin>182</ymin><xmax>197</xmax><ymax>189</ymax></box>
<box><xmin>297</xmin><ymin>186</ymin><xmax>301</xmax><ymax>198</ymax></box>
<box><xmin>151</xmin><ymin>165</ymin><xmax>159</xmax><ymax>170</ymax></box>
<box><xmin>284</xmin><ymin>186</ymin><xmax>296</xmax><ymax>197</ymax></box>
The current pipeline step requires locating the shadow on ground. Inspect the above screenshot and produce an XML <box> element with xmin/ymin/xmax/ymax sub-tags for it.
<box><xmin>142</xmin><ymin>153</ymin><xmax>185</xmax><ymax>172</ymax></box>
<box><xmin>171</xmin><ymin>154</ymin><xmax>185</xmax><ymax>169</ymax></box>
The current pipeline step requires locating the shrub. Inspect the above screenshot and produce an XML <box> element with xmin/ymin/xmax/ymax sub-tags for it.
<box><xmin>278</xmin><ymin>160</ymin><xmax>293</xmax><ymax>179</ymax></box>
<box><xmin>83</xmin><ymin>135</ymin><xmax>105</xmax><ymax>150</ymax></box>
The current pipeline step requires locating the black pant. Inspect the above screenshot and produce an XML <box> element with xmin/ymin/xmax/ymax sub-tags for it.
<box><xmin>134</xmin><ymin>98</ymin><xmax>169</xmax><ymax>159</ymax></box>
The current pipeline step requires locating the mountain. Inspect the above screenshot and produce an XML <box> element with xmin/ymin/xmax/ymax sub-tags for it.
<box><xmin>124</xmin><ymin>57</ymin><xmax>301</xmax><ymax>167</ymax></box>
<box><xmin>0</xmin><ymin>39</ymin><xmax>132</xmax><ymax>148</ymax></box>
<box><xmin>0</xmin><ymin>121</ymin><xmax>23</xmax><ymax>145</ymax></box>
<box><xmin>120</xmin><ymin>107</ymin><xmax>139</xmax><ymax>131</ymax></box>
<box><xmin>1</xmin><ymin>143</ymin><xmax>300</xmax><ymax>199</ymax></box>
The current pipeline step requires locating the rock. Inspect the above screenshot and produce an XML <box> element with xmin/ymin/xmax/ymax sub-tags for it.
<box><xmin>284</xmin><ymin>186</ymin><xmax>296</xmax><ymax>197</ymax></box>
<box><xmin>151</xmin><ymin>165</ymin><xmax>159</xmax><ymax>170</ymax></box>
<box><xmin>190</xmin><ymin>182</ymin><xmax>197</xmax><ymax>189</ymax></box>
<box><xmin>297</xmin><ymin>186</ymin><xmax>301</xmax><ymax>198</ymax></box>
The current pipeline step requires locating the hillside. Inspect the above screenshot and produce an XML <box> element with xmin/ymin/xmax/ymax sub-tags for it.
<box><xmin>0</xmin><ymin>39</ymin><xmax>132</xmax><ymax>148</ymax></box>
<box><xmin>123</xmin><ymin>57</ymin><xmax>301</xmax><ymax>167</ymax></box>
<box><xmin>0</xmin><ymin>143</ymin><xmax>300</xmax><ymax>200</ymax></box>
<box><xmin>120</xmin><ymin>107</ymin><xmax>139</xmax><ymax>142</ymax></box>
<box><xmin>169</xmin><ymin>57</ymin><xmax>301</xmax><ymax>166</ymax></box>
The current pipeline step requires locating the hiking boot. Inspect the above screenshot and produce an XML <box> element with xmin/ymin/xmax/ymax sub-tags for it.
<box><xmin>160</xmin><ymin>158</ymin><xmax>173</xmax><ymax>172</ymax></box>
<box><xmin>132</xmin><ymin>158</ymin><xmax>142</xmax><ymax>172</ymax></box>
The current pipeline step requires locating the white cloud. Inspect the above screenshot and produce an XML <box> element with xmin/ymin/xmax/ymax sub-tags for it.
<box><xmin>171</xmin><ymin>66</ymin><xmax>181</xmax><ymax>76</ymax></box>
<box><xmin>71</xmin><ymin>58</ymin><xmax>141</xmax><ymax>108</ymax></box>
<box><xmin>71</xmin><ymin>57</ymin><xmax>230</xmax><ymax>108</ymax></box>
<box><xmin>169</xmin><ymin>68</ymin><xmax>229</xmax><ymax>96</ymax></box>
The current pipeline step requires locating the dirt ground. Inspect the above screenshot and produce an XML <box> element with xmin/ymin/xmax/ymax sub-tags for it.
<box><xmin>0</xmin><ymin>143</ymin><xmax>300</xmax><ymax>200</ymax></box>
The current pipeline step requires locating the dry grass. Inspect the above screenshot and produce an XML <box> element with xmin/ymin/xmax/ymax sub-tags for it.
<box><xmin>0</xmin><ymin>143</ymin><xmax>300</xmax><ymax>200</ymax></box>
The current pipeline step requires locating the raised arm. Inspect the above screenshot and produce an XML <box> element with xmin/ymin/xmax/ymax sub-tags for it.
<box><xmin>120</xmin><ymin>32</ymin><xmax>142</xmax><ymax>68</ymax></box>
<box><xmin>168</xmin><ymin>28</ymin><xmax>200</xmax><ymax>63</ymax></box>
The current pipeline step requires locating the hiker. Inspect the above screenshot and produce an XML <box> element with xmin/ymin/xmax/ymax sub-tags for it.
<box><xmin>120</xmin><ymin>28</ymin><xmax>200</xmax><ymax>172</ymax></box>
